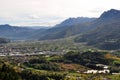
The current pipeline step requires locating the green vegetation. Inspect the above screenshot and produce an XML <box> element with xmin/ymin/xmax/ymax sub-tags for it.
<box><xmin>0</xmin><ymin>62</ymin><xmax>21</xmax><ymax>80</ymax></box>
<box><xmin>1</xmin><ymin>50</ymin><xmax>120</xmax><ymax>80</ymax></box>
<box><xmin>64</xmin><ymin>51</ymin><xmax>112</xmax><ymax>66</ymax></box>
<box><xmin>21</xmin><ymin>69</ymin><xmax>66</xmax><ymax>80</ymax></box>
<box><xmin>6</xmin><ymin>37</ymin><xmax>95</xmax><ymax>52</ymax></box>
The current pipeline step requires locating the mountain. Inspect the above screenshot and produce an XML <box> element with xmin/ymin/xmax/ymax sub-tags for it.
<box><xmin>0</xmin><ymin>24</ymin><xmax>48</xmax><ymax>40</ymax></box>
<box><xmin>75</xmin><ymin>9</ymin><xmax>120</xmax><ymax>50</ymax></box>
<box><xmin>36</xmin><ymin>17</ymin><xmax>96</xmax><ymax>40</ymax></box>
<box><xmin>23</xmin><ymin>26</ymin><xmax>50</xmax><ymax>29</ymax></box>
<box><xmin>55</xmin><ymin>17</ymin><xmax>96</xmax><ymax>27</ymax></box>
<box><xmin>90</xmin><ymin>9</ymin><xmax>120</xmax><ymax>27</ymax></box>
<box><xmin>38</xmin><ymin>9</ymin><xmax>120</xmax><ymax>41</ymax></box>
<box><xmin>100</xmin><ymin>9</ymin><xmax>120</xmax><ymax>19</ymax></box>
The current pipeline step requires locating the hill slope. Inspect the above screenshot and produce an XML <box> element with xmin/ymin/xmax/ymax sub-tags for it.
<box><xmin>75</xmin><ymin>9</ymin><xmax>120</xmax><ymax>50</ymax></box>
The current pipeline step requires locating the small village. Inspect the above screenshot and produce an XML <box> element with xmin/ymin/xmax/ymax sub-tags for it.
<box><xmin>0</xmin><ymin>45</ymin><xmax>63</xmax><ymax>57</ymax></box>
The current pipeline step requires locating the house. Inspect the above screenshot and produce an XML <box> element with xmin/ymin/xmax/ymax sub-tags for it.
<box><xmin>84</xmin><ymin>69</ymin><xmax>110</xmax><ymax>74</ymax></box>
<box><xmin>84</xmin><ymin>70</ymin><xmax>98</xmax><ymax>74</ymax></box>
<box><xmin>98</xmin><ymin>70</ymin><xmax>110</xmax><ymax>73</ymax></box>
<box><xmin>84</xmin><ymin>64</ymin><xmax>110</xmax><ymax>74</ymax></box>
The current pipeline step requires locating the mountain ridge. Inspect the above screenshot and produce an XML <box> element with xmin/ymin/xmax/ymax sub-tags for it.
<box><xmin>37</xmin><ymin>17</ymin><xmax>96</xmax><ymax>40</ymax></box>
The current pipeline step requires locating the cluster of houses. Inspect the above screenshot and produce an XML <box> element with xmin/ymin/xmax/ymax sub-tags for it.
<box><xmin>0</xmin><ymin>45</ymin><xmax>63</xmax><ymax>57</ymax></box>
<box><xmin>84</xmin><ymin>64</ymin><xmax>110</xmax><ymax>74</ymax></box>
<box><xmin>84</xmin><ymin>69</ymin><xmax>110</xmax><ymax>74</ymax></box>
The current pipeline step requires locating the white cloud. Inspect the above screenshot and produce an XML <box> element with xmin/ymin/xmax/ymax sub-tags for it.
<box><xmin>0</xmin><ymin>0</ymin><xmax>120</xmax><ymax>26</ymax></box>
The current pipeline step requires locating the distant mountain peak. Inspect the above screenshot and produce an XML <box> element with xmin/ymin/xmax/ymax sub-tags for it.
<box><xmin>100</xmin><ymin>9</ymin><xmax>120</xmax><ymax>18</ymax></box>
<box><xmin>109</xmin><ymin>9</ymin><xmax>120</xmax><ymax>12</ymax></box>
<box><xmin>0</xmin><ymin>24</ymin><xmax>12</xmax><ymax>29</ymax></box>
<box><xmin>0</xmin><ymin>24</ymin><xmax>11</xmax><ymax>27</ymax></box>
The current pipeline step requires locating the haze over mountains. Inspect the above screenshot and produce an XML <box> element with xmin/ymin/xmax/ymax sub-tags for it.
<box><xmin>0</xmin><ymin>24</ymin><xmax>46</xmax><ymax>40</ymax></box>
<box><xmin>0</xmin><ymin>17</ymin><xmax>96</xmax><ymax>40</ymax></box>
<box><xmin>0</xmin><ymin>9</ymin><xmax>120</xmax><ymax>50</ymax></box>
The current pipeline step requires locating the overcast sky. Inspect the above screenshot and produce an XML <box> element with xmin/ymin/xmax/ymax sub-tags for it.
<box><xmin>0</xmin><ymin>0</ymin><xmax>120</xmax><ymax>26</ymax></box>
